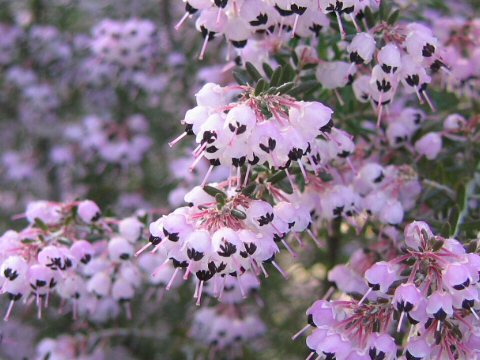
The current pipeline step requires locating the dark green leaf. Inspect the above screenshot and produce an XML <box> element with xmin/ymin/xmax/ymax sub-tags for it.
<box><xmin>241</xmin><ymin>183</ymin><xmax>257</xmax><ymax>196</ymax></box>
<box><xmin>318</xmin><ymin>171</ymin><xmax>333</xmax><ymax>182</ymax></box>
<box><xmin>447</xmin><ymin>205</ymin><xmax>460</xmax><ymax>236</ymax></box>
<box><xmin>387</xmin><ymin>9</ymin><xmax>400</xmax><ymax>25</ymax></box>
<box><xmin>203</xmin><ymin>185</ymin><xmax>227</xmax><ymax>199</ymax></box>
<box><xmin>288</xmin><ymin>80</ymin><xmax>320</xmax><ymax>97</ymax></box>
<box><xmin>262</xmin><ymin>63</ymin><xmax>273</xmax><ymax>78</ymax></box>
<box><xmin>270</xmin><ymin>66</ymin><xmax>284</xmax><ymax>87</ymax></box>
<box><xmin>440</xmin><ymin>222</ymin><xmax>451</xmax><ymax>238</ymax></box>
<box><xmin>378</xmin><ymin>1</ymin><xmax>387</xmax><ymax>20</ymax></box>
<box><xmin>245</xmin><ymin>62</ymin><xmax>263</xmax><ymax>82</ymax></box>
<box><xmin>282</xmin><ymin>63</ymin><xmax>296</xmax><ymax>82</ymax></box>
<box><xmin>364</xmin><ymin>7</ymin><xmax>375</xmax><ymax>28</ymax></box>
<box><xmin>432</xmin><ymin>239</ymin><xmax>444</xmax><ymax>252</ymax></box>
<box><xmin>276</xmin><ymin>82</ymin><xmax>295</xmax><ymax>94</ymax></box>
<box><xmin>233</xmin><ymin>70</ymin><xmax>248</xmax><ymax>85</ymax></box>
<box><xmin>255</xmin><ymin>79</ymin><xmax>268</xmax><ymax>96</ymax></box>
<box><xmin>34</xmin><ymin>218</ymin><xmax>49</xmax><ymax>232</ymax></box>
<box><xmin>291</xmin><ymin>50</ymin><xmax>299</xmax><ymax>66</ymax></box>
<box><xmin>267</xmin><ymin>170</ymin><xmax>287</xmax><ymax>184</ymax></box>
<box><xmin>231</xmin><ymin>209</ymin><xmax>247</xmax><ymax>220</ymax></box>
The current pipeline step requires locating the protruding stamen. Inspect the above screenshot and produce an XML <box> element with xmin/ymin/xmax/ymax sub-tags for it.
<box><xmin>4</xmin><ymin>300</ymin><xmax>15</xmax><ymax>321</ymax></box>
<box><xmin>358</xmin><ymin>287</ymin><xmax>372</xmax><ymax>305</ymax></box>
<box><xmin>307</xmin><ymin>229</ymin><xmax>323</xmax><ymax>247</ymax></box>
<box><xmin>192</xmin><ymin>143</ymin><xmax>202</xmax><ymax>155</ymax></box>
<box><xmin>272</xmin><ymin>260</ymin><xmax>289</xmax><ymax>279</ymax></box>
<box><xmin>397</xmin><ymin>311</ymin><xmax>405</xmax><ymax>332</ymax></box>
<box><xmin>259</xmin><ymin>263</ymin><xmax>269</xmax><ymax>278</ymax></box>
<box><xmin>237</xmin><ymin>276</ymin><xmax>247</xmax><ymax>298</ymax></box>
<box><xmin>135</xmin><ymin>242</ymin><xmax>152</xmax><ymax>257</ymax></box>
<box><xmin>281</xmin><ymin>239</ymin><xmax>298</xmax><ymax>258</ymax></box>
<box><xmin>168</xmin><ymin>132</ymin><xmax>188</xmax><ymax>147</ymax></box>
<box><xmin>322</xmin><ymin>286</ymin><xmax>335</xmax><ymax>300</ymax></box>
<box><xmin>335</xmin><ymin>11</ymin><xmax>346</xmax><ymax>39</ymax></box>
<box><xmin>291</xmin><ymin>14</ymin><xmax>300</xmax><ymax>38</ymax></box>
<box><xmin>201</xmin><ymin>165</ymin><xmax>214</xmax><ymax>187</ymax></box>
<box><xmin>243</xmin><ymin>164</ymin><xmax>251</xmax><ymax>188</ymax></box>
<box><xmin>349</xmin><ymin>14</ymin><xmax>361</xmax><ymax>32</ymax></box>
<box><xmin>196</xmin><ymin>280</ymin><xmax>204</xmax><ymax>306</ymax></box>
<box><xmin>236</xmin><ymin>166</ymin><xmax>241</xmax><ymax>189</ymax></box>
<box><xmin>184</xmin><ymin>262</ymin><xmax>193</xmax><ymax>280</ymax></box>
<box><xmin>175</xmin><ymin>12</ymin><xmax>190</xmax><ymax>31</ymax></box>
<box><xmin>199</xmin><ymin>32</ymin><xmax>210</xmax><ymax>60</ymax></box>
<box><xmin>376</xmin><ymin>97</ymin><xmax>383</xmax><ymax>128</ymax></box>
<box><xmin>291</xmin><ymin>232</ymin><xmax>304</xmax><ymax>246</ymax></box>
<box><xmin>284</xmin><ymin>168</ymin><xmax>300</xmax><ymax>195</ymax></box>
<box><xmin>189</xmin><ymin>150</ymin><xmax>205</xmax><ymax>171</ymax></box>
<box><xmin>37</xmin><ymin>295</ymin><xmax>42</xmax><ymax>319</ymax></box>
<box><xmin>470</xmin><ymin>307</ymin><xmax>480</xmax><ymax>320</ymax></box>
<box><xmin>165</xmin><ymin>268</ymin><xmax>180</xmax><ymax>290</ymax></box>
<box><xmin>422</xmin><ymin>91</ymin><xmax>436</xmax><ymax>111</ymax></box>
<box><xmin>194</xmin><ymin>279</ymin><xmax>200</xmax><ymax>298</ymax></box>
<box><xmin>218</xmin><ymin>276</ymin><xmax>227</xmax><ymax>300</ymax></box>
<box><xmin>292</xmin><ymin>324</ymin><xmax>311</xmax><ymax>340</ymax></box>
<box><xmin>334</xmin><ymin>89</ymin><xmax>345</xmax><ymax>106</ymax></box>
<box><xmin>414</xmin><ymin>86</ymin><xmax>424</xmax><ymax>104</ymax></box>
<box><xmin>297</xmin><ymin>160</ymin><xmax>309</xmax><ymax>184</ymax></box>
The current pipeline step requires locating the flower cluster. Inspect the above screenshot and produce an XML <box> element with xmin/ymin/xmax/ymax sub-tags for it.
<box><xmin>169</xmin><ymin>81</ymin><xmax>344</xmax><ymax>188</ymax></box>
<box><xmin>61</xmin><ymin>114</ymin><xmax>152</xmax><ymax>165</ymax></box>
<box><xmin>140</xmin><ymin>183</ymin><xmax>317</xmax><ymax>304</ymax></box>
<box><xmin>0</xmin><ymin>200</ymin><xmax>149</xmax><ymax>322</ymax></box>
<box><xmin>35</xmin><ymin>334</ymin><xmax>132</xmax><ymax>360</ymax></box>
<box><xmin>0</xmin><ymin>23</ymin><xmax>23</xmax><ymax>65</ymax></box>
<box><xmin>344</xmin><ymin>25</ymin><xmax>444</xmax><ymax>124</ymax></box>
<box><xmin>432</xmin><ymin>15</ymin><xmax>480</xmax><ymax>99</ymax></box>
<box><xmin>91</xmin><ymin>18</ymin><xmax>159</xmax><ymax>70</ymax></box>
<box><xmin>175</xmin><ymin>0</ymin><xmax>381</xmax><ymax>59</ymax></box>
<box><xmin>297</xmin><ymin>221</ymin><xmax>480</xmax><ymax>359</ymax></box>
<box><xmin>191</xmin><ymin>305</ymin><xmax>266</xmax><ymax>353</ymax></box>
<box><xmin>300</xmin><ymin>161</ymin><xmax>421</xmax><ymax>227</ymax></box>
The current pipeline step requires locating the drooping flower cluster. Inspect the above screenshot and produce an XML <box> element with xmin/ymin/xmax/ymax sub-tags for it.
<box><xmin>169</xmin><ymin>81</ymin><xmax>344</xmax><ymax>188</ymax></box>
<box><xmin>297</xmin><ymin>221</ymin><xmax>480</xmax><ymax>359</ymax></box>
<box><xmin>176</xmin><ymin>0</ymin><xmax>453</xmax><ymax>125</ymax></box>
<box><xmin>0</xmin><ymin>23</ymin><xmax>23</xmax><ymax>65</ymax></box>
<box><xmin>91</xmin><ymin>18</ymin><xmax>159</xmax><ymax>70</ymax></box>
<box><xmin>345</xmin><ymin>25</ymin><xmax>445</xmax><ymax>124</ymax></box>
<box><xmin>299</xmin><ymin>161</ymin><xmax>421</xmax><ymax>227</ymax></box>
<box><xmin>175</xmin><ymin>0</ymin><xmax>380</xmax><ymax>59</ymax></box>
<box><xmin>61</xmin><ymin>114</ymin><xmax>153</xmax><ymax>166</ymax></box>
<box><xmin>35</xmin><ymin>333</ymin><xmax>133</xmax><ymax>360</ymax></box>
<box><xmin>0</xmin><ymin>200</ymin><xmax>149</xmax><ymax>322</ymax></box>
<box><xmin>139</xmin><ymin>183</ymin><xmax>317</xmax><ymax>304</ymax></box>
<box><xmin>191</xmin><ymin>305</ymin><xmax>266</xmax><ymax>354</ymax></box>
<box><xmin>432</xmin><ymin>15</ymin><xmax>480</xmax><ymax>99</ymax></box>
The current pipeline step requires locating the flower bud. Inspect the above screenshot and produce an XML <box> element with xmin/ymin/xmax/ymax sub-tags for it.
<box><xmin>119</xmin><ymin>217</ymin><xmax>144</xmax><ymax>243</ymax></box>
<box><xmin>77</xmin><ymin>200</ymin><xmax>101</xmax><ymax>223</ymax></box>
<box><xmin>414</xmin><ymin>132</ymin><xmax>442</xmax><ymax>160</ymax></box>
<box><xmin>348</xmin><ymin>32</ymin><xmax>376</xmax><ymax>64</ymax></box>
<box><xmin>364</xmin><ymin>261</ymin><xmax>397</xmax><ymax>293</ymax></box>
<box><xmin>108</xmin><ymin>236</ymin><xmax>134</xmax><ymax>261</ymax></box>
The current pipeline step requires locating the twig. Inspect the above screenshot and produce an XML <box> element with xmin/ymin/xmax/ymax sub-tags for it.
<box><xmin>422</xmin><ymin>179</ymin><xmax>456</xmax><ymax>200</ymax></box>
<box><xmin>453</xmin><ymin>178</ymin><xmax>476</xmax><ymax>238</ymax></box>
